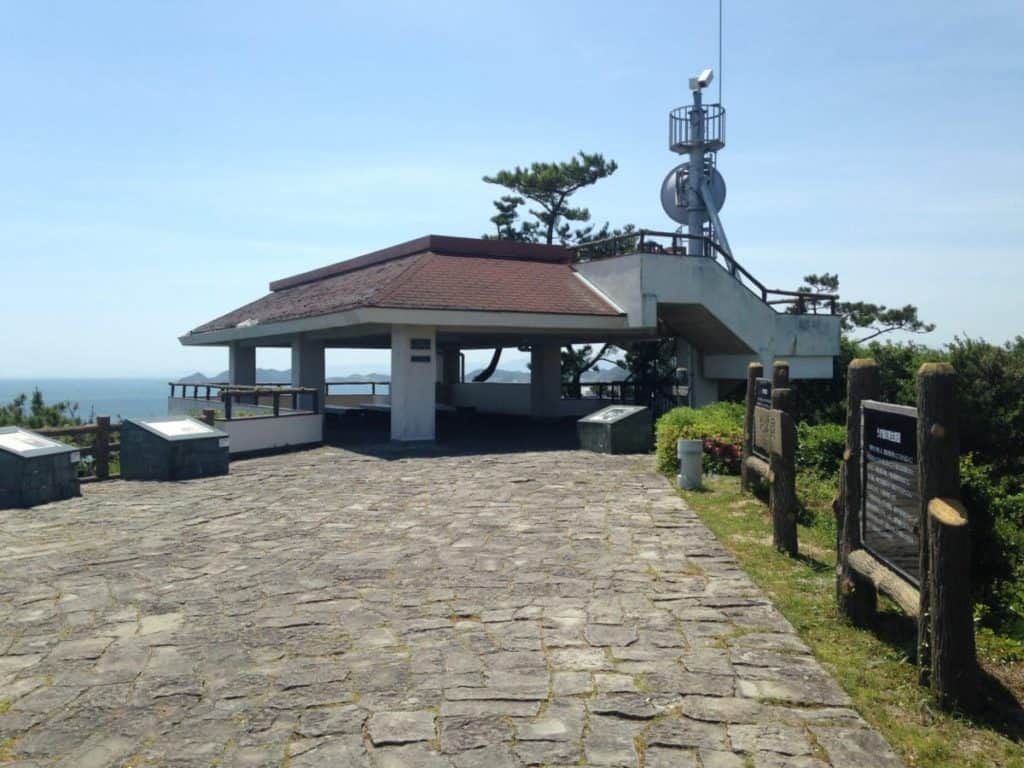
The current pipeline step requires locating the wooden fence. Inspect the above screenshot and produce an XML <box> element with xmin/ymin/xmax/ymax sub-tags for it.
<box><xmin>740</xmin><ymin>361</ymin><xmax>799</xmax><ymax>555</ymax></box>
<box><xmin>38</xmin><ymin>416</ymin><xmax>120</xmax><ymax>482</ymax></box>
<box><xmin>835</xmin><ymin>358</ymin><xmax>976</xmax><ymax>709</ymax></box>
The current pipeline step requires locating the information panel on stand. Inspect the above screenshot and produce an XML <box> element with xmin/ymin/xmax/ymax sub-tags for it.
<box><xmin>861</xmin><ymin>400</ymin><xmax>921</xmax><ymax>585</ymax></box>
<box><xmin>752</xmin><ymin>378</ymin><xmax>773</xmax><ymax>459</ymax></box>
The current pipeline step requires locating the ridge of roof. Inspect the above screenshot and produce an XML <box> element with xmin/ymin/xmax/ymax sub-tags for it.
<box><xmin>269</xmin><ymin>235</ymin><xmax>570</xmax><ymax>292</ymax></box>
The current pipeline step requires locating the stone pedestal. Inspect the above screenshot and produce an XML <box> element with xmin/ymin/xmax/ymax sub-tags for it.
<box><xmin>0</xmin><ymin>427</ymin><xmax>80</xmax><ymax>509</ymax></box>
<box><xmin>577</xmin><ymin>405</ymin><xmax>653</xmax><ymax>454</ymax></box>
<box><xmin>121</xmin><ymin>417</ymin><xmax>229</xmax><ymax>481</ymax></box>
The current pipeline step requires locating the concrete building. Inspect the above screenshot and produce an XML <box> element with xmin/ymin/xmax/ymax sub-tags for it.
<box><xmin>180</xmin><ymin>232</ymin><xmax>840</xmax><ymax>442</ymax></box>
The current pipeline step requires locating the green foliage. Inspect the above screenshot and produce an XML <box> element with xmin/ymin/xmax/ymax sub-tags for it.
<box><xmin>655</xmin><ymin>402</ymin><xmax>744</xmax><ymax>476</ymax></box>
<box><xmin>796</xmin><ymin>422</ymin><xmax>846</xmax><ymax>478</ymax></box>
<box><xmin>0</xmin><ymin>390</ymin><xmax>81</xmax><ymax>429</ymax></box>
<box><xmin>796</xmin><ymin>272</ymin><xmax>935</xmax><ymax>343</ymax></box>
<box><xmin>482</xmin><ymin>151</ymin><xmax>619</xmax><ymax>245</ymax></box>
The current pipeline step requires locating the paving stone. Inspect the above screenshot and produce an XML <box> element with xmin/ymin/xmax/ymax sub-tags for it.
<box><xmin>810</xmin><ymin>725</ymin><xmax>905</xmax><ymax>767</ymax></box>
<box><xmin>729</xmin><ymin>723</ymin><xmax>813</xmax><ymax>756</ymax></box>
<box><xmin>373</xmin><ymin>743</ymin><xmax>453</xmax><ymax>768</ymax></box>
<box><xmin>644</xmin><ymin>746</ymin><xmax>699</xmax><ymax>768</ymax></box>
<box><xmin>0</xmin><ymin>446</ymin><xmax>902</xmax><ymax>768</ymax></box>
<box><xmin>439</xmin><ymin>716</ymin><xmax>513</xmax><ymax>753</ymax></box>
<box><xmin>368</xmin><ymin>710</ymin><xmax>437</xmax><ymax>745</ymax></box>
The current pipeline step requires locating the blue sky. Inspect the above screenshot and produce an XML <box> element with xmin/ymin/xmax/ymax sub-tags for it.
<box><xmin>1</xmin><ymin>1</ymin><xmax>1021</xmax><ymax>378</ymax></box>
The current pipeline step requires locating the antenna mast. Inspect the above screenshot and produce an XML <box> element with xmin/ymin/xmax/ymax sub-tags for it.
<box><xmin>660</xmin><ymin>68</ymin><xmax>732</xmax><ymax>260</ymax></box>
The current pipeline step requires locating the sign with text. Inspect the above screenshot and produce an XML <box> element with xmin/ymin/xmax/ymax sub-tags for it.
<box><xmin>861</xmin><ymin>401</ymin><xmax>920</xmax><ymax>586</ymax></box>
<box><xmin>755</xmin><ymin>378</ymin><xmax>773</xmax><ymax>410</ymax></box>
<box><xmin>752</xmin><ymin>378</ymin><xmax>773</xmax><ymax>460</ymax></box>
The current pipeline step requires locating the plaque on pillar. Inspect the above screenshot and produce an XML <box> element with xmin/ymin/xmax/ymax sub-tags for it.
<box><xmin>0</xmin><ymin>427</ymin><xmax>81</xmax><ymax>509</ymax></box>
<box><xmin>121</xmin><ymin>417</ymin><xmax>230</xmax><ymax>481</ymax></box>
<box><xmin>577</xmin><ymin>405</ymin><xmax>653</xmax><ymax>454</ymax></box>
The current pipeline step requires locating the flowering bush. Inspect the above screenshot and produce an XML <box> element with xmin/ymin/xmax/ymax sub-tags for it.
<box><xmin>655</xmin><ymin>402</ymin><xmax>745</xmax><ymax>476</ymax></box>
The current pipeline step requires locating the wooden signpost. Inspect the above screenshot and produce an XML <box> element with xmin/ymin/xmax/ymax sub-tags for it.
<box><xmin>741</xmin><ymin>361</ymin><xmax>798</xmax><ymax>556</ymax></box>
<box><xmin>836</xmin><ymin>359</ymin><xmax>976</xmax><ymax>710</ymax></box>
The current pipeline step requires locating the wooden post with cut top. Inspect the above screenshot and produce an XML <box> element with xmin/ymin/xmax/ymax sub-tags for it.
<box><xmin>94</xmin><ymin>416</ymin><xmax>110</xmax><ymax>480</ymax></box>
<box><xmin>837</xmin><ymin>358</ymin><xmax>880</xmax><ymax>625</ymax></box>
<box><xmin>768</xmin><ymin>390</ymin><xmax>798</xmax><ymax>556</ymax></box>
<box><xmin>916</xmin><ymin>362</ymin><xmax>963</xmax><ymax>687</ymax></box>
<box><xmin>927</xmin><ymin>497</ymin><xmax>976</xmax><ymax>709</ymax></box>
<box><xmin>772</xmin><ymin>360</ymin><xmax>790</xmax><ymax>389</ymax></box>
<box><xmin>741</xmin><ymin>362</ymin><xmax>763</xmax><ymax>493</ymax></box>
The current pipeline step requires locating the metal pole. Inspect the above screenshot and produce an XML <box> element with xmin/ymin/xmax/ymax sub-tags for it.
<box><xmin>688</xmin><ymin>88</ymin><xmax>705</xmax><ymax>258</ymax></box>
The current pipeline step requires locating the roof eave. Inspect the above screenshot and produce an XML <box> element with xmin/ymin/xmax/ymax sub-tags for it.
<box><xmin>180</xmin><ymin>306</ymin><xmax>630</xmax><ymax>346</ymax></box>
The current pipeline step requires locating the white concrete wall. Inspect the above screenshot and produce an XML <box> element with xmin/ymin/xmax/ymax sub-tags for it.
<box><xmin>576</xmin><ymin>253</ymin><xmax>840</xmax><ymax>380</ymax></box>
<box><xmin>216</xmin><ymin>414</ymin><xmax>322</xmax><ymax>455</ymax></box>
<box><xmin>390</xmin><ymin>325</ymin><xmax>436</xmax><ymax>441</ymax></box>
<box><xmin>452</xmin><ymin>383</ymin><xmax>531</xmax><ymax>416</ymax></box>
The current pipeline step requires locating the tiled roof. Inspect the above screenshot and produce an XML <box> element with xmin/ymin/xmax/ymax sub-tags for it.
<box><xmin>188</xmin><ymin>236</ymin><xmax>622</xmax><ymax>335</ymax></box>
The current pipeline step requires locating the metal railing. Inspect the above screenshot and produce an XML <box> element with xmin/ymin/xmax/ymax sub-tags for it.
<box><xmin>568</xmin><ymin>229</ymin><xmax>837</xmax><ymax>315</ymax></box>
<box><xmin>561</xmin><ymin>380</ymin><xmax>638</xmax><ymax>402</ymax></box>
<box><xmin>669</xmin><ymin>103</ymin><xmax>726</xmax><ymax>151</ymax></box>
<box><xmin>325</xmin><ymin>380</ymin><xmax>390</xmax><ymax>397</ymax></box>
<box><xmin>168</xmin><ymin>382</ymin><xmax>320</xmax><ymax>420</ymax></box>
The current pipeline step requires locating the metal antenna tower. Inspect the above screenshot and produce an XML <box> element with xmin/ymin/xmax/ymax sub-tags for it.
<box><xmin>660</xmin><ymin>68</ymin><xmax>732</xmax><ymax>260</ymax></box>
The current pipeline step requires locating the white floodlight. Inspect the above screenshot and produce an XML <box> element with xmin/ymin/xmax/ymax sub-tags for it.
<box><xmin>688</xmin><ymin>68</ymin><xmax>714</xmax><ymax>91</ymax></box>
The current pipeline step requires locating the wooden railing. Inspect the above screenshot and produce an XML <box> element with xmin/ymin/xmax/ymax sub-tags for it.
<box><xmin>37</xmin><ymin>416</ymin><xmax>120</xmax><ymax>482</ymax></box>
<box><xmin>568</xmin><ymin>229</ymin><xmax>838</xmax><ymax>316</ymax></box>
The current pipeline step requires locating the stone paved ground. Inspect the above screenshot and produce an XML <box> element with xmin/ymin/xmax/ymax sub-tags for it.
<box><xmin>0</xmin><ymin>445</ymin><xmax>906</xmax><ymax>767</ymax></box>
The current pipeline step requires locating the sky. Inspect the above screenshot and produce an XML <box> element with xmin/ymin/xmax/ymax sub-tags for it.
<box><xmin>1</xmin><ymin>1</ymin><xmax>1021</xmax><ymax>378</ymax></box>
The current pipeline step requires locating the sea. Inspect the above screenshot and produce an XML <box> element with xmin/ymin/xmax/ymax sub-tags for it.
<box><xmin>0</xmin><ymin>379</ymin><xmax>381</xmax><ymax>422</ymax></box>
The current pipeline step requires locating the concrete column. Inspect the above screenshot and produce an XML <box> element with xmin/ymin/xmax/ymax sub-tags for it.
<box><xmin>676</xmin><ymin>338</ymin><xmax>717</xmax><ymax>408</ymax></box>
<box><xmin>436</xmin><ymin>348</ymin><xmax>461</xmax><ymax>406</ymax></box>
<box><xmin>390</xmin><ymin>325</ymin><xmax>436</xmax><ymax>441</ymax></box>
<box><xmin>291</xmin><ymin>335</ymin><xmax>325</xmax><ymax>410</ymax></box>
<box><xmin>530</xmin><ymin>342</ymin><xmax>562</xmax><ymax>420</ymax></box>
<box><xmin>228</xmin><ymin>343</ymin><xmax>256</xmax><ymax>386</ymax></box>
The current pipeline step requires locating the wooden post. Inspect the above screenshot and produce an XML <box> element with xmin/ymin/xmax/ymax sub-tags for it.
<box><xmin>772</xmin><ymin>360</ymin><xmax>790</xmax><ymax>389</ymax></box>
<box><xmin>837</xmin><ymin>359</ymin><xmax>881</xmax><ymax>625</ymax></box>
<box><xmin>202</xmin><ymin>409</ymin><xmax>216</xmax><ymax>426</ymax></box>
<box><xmin>741</xmin><ymin>362</ymin><xmax>763</xmax><ymax>493</ymax></box>
<box><xmin>768</xmin><ymin>403</ymin><xmax>798</xmax><ymax>556</ymax></box>
<box><xmin>223</xmin><ymin>393</ymin><xmax>233</xmax><ymax>421</ymax></box>
<box><xmin>94</xmin><ymin>416</ymin><xmax>110</xmax><ymax>480</ymax></box>
<box><xmin>916</xmin><ymin>362</ymin><xmax>961</xmax><ymax>685</ymax></box>
<box><xmin>928</xmin><ymin>497</ymin><xmax>976</xmax><ymax>709</ymax></box>
<box><xmin>273</xmin><ymin>393</ymin><xmax>280</xmax><ymax>417</ymax></box>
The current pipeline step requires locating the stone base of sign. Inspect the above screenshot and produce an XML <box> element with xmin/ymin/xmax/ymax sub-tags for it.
<box><xmin>577</xmin><ymin>406</ymin><xmax>652</xmax><ymax>454</ymax></box>
<box><xmin>120</xmin><ymin>422</ymin><xmax>229</xmax><ymax>481</ymax></box>
<box><xmin>0</xmin><ymin>450</ymin><xmax>80</xmax><ymax>509</ymax></box>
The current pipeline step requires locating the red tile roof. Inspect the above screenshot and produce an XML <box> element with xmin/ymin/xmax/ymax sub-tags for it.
<box><xmin>189</xmin><ymin>236</ymin><xmax>622</xmax><ymax>335</ymax></box>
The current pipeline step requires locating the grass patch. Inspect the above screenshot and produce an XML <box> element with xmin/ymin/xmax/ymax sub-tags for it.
<box><xmin>678</xmin><ymin>474</ymin><xmax>1024</xmax><ymax>768</ymax></box>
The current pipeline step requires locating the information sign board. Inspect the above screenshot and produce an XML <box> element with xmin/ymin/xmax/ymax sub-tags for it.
<box><xmin>861</xmin><ymin>401</ymin><xmax>920</xmax><ymax>585</ymax></box>
<box><xmin>752</xmin><ymin>378</ymin><xmax>773</xmax><ymax>460</ymax></box>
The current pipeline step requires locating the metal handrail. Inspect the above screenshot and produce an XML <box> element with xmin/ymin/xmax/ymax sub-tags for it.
<box><xmin>568</xmin><ymin>229</ymin><xmax>837</xmax><ymax>316</ymax></box>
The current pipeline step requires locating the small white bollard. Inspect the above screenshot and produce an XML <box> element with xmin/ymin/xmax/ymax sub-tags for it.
<box><xmin>676</xmin><ymin>438</ymin><xmax>703</xmax><ymax>490</ymax></box>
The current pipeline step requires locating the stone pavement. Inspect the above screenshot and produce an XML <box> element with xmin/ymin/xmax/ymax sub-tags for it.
<box><xmin>0</xmin><ymin>445</ymin><xmax>905</xmax><ymax>767</ymax></box>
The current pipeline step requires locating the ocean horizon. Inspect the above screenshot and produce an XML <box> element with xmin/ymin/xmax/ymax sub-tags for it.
<box><xmin>0</xmin><ymin>378</ymin><xmax>380</xmax><ymax>422</ymax></box>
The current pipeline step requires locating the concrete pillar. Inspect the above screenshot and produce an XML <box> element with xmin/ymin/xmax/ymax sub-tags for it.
<box><xmin>390</xmin><ymin>325</ymin><xmax>436</xmax><ymax>441</ymax></box>
<box><xmin>228</xmin><ymin>343</ymin><xmax>256</xmax><ymax>386</ymax></box>
<box><xmin>676</xmin><ymin>338</ymin><xmax>717</xmax><ymax>408</ymax></box>
<box><xmin>530</xmin><ymin>342</ymin><xmax>562</xmax><ymax>420</ymax></box>
<box><xmin>436</xmin><ymin>348</ymin><xmax>461</xmax><ymax>406</ymax></box>
<box><xmin>291</xmin><ymin>335</ymin><xmax>325</xmax><ymax>410</ymax></box>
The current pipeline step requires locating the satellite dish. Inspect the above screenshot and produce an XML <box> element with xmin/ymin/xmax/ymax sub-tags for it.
<box><xmin>660</xmin><ymin>162</ymin><xmax>727</xmax><ymax>225</ymax></box>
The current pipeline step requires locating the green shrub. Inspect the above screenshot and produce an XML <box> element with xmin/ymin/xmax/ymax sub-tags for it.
<box><xmin>796</xmin><ymin>422</ymin><xmax>845</xmax><ymax>479</ymax></box>
<box><xmin>655</xmin><ymin>402</ymin><xmax>744</xmax><ymax>476</ymax></box>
